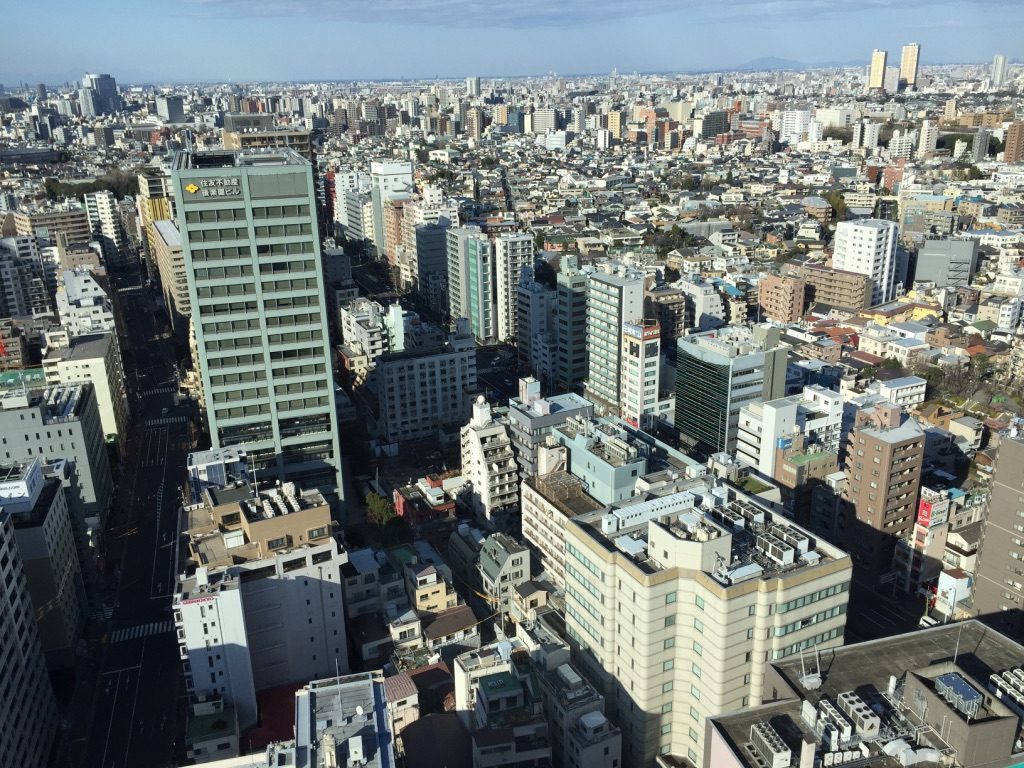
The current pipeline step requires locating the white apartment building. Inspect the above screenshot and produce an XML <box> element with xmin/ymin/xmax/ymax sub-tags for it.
<box><xmin>0</xmin><ymin>509</ymin><xmax>60</xmax><ymax>768</ymax></box>
<box><xmin>736</xmin><ymin>385</ymin><xmax>843</xmax><ymax>477</ymax></box>
<box><xmin>851</xmin><ymin>119</ymin><xmax>880</xmax><ymax>151</ymax></box>
<box><xmin>918</xmin><ymin>120</ymin><xmax>939</xmax><ymax>158</ymax></box>
<box><xmin>460</xmin><ymin>397</ymin><xmax>519</xmax><ymax>525</ymax></box>
<box><xmin>56</xmin><ymin>268</ymin><xmax>116</xmax><ymax>337</ymax></box>
<box><xmin>779</xmin><ymin>109</ymin><xmax>810</xmax><ymax>145</ymax></box>
<box><xmin>563</xmin><ymin>489</ymin><xmax>851</xmax><ymax>767</ymax></box>
<box><xmin>494</xmin><ymin>233</ymin><xmax>534</xmax><ymax>342</ymax></box>
<box><xmin>174</xmin><ymin>484</ymin><xmax>349</xmax><ymax>729</ymax></box>
<box><xmin>447</xmin><ymin>226</ymin><xmax>496</xmax><ymax>342</ymax></box>
<box><xmin>43</xmin><ymin>332</ymin><xmax>129</xmax><ymax>441</ymax></box>
<box><xmin>533</xmin><ymin>108</ymin><xmax>559</xmax><ymax>133</ymax></box>
<box><xmin>369</xmin><ymin>160</ymin><xmax>414</xmax><ymax>253</ymax></box>
<box><xmin>831</xmin><ymin>219</ymin><xmax>899</xmax><ymax>306</ymax></box>
<box><xmin>619</xmin><ymin>319</ymin><xmax>671</xmax><ymax>428</ymax></box>
<box><xmin>84</xmin><ymin>189</ymin><xmax>127</xmax><ymax>266</ymax></box>
<box><xmin>585</xmin><ymin>265</ymin><xmax>644</xmax><ymax>414</ymax></box>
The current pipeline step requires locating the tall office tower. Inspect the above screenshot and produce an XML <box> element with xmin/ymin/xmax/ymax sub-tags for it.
<box><xmin>1006</xmin><ymin>121</ymin><xmax>1024</xmax><ymax>164</ymax></box>
<box><xmin>563</xmin><ymin>488</ymin><xmax>852</xmax><ymax>767</ymax></box>
<box><xmin>171</xmin><ymin>149</ymin><xmax>344</xmax><ymax>502</ymax></box>
<box><xmin>0</xmin><ymin>510</ymin><xmax>60</xmax><ymax>767</ymax></box>
<box><xmin>991</xmin><ymin>54</ymin><xmax>1008</xmax><ymax>87</ymax></box>
<box><xmin>970</xmin><ymin>127</ymin><xmax>991</xmax><ymax>163</ymax></box>
<box><xmin>917</xmin><ymin>119</ymin><xmax>939</xmax><ymax>158</ymax></box>
<box><xmin>493</xmin><ymin>233</ymin><xmax>534</xmax><ymax>343</ymax></box>
<box><xmin>942</xmin><ymin>98</ymin><xmax>958</xmax><ymax>122</ymax></box>
<box><xmin>466</xmin><ymin>76</ymin><xmax>481</xmax><ymax>97</ymax></box>
<box><xmin>369</xmin><ymin>160</ymin><xmax>413</xmax><ymax>256</ymax></box>
<box><xmin>137</xmin><ymin>166</ymin><xmax>175</xmax><ymax>270</ymax></box>
<box><xmin>83</xmin><ymin>190</ymin><xmax>127</xmax><ymax>267</ymax></box>
<box><xmin>841</xmin><ymin>404</ymin><xmax>924</xmax><ymax>584</ymax></box>
<box><xmin>465</xmin><ymin>106</ymin><xmax>484</xmax><ymax>140</ymax></box>
<box><xmin>77</xmin><ymin>87</ymin><xmax>99</xmax><ymax>118</ymax></box>
<box><xmin>447</xmin><ymin>226</ymin><xmax>495</xmax><ymax>342</ymax></box>
<box><xmin>674</xmin><ymin>324</ymin><xmax>788</xmax><ymax>459</ymax></box>
<box><xmin>899</xmin><ymin>43</ymin><xmax>920</xmax><ymax>90</ymax></box>
<box><xmin>556</xmin><ymin>265</ymin><xmax>589</xmax><ymax>390</ymax></box>
<box><xmin>974</xmin><ymin>432</ymin><xmax>1024</xmax><ymax>633</ymax></box>
<box><xmin>517</xmin><ymin>271</ymin><xmax>557</xmax><ymax>384</ymax></box>
<box><xmin>583</xmin><ymin>266</ymin><xmax>644</xmax><ymax>414</ymax></box>
<box><xmin>82</xmin><ymin>72</ymin><xmax>120</xmax><ymax>114</ymax></box>
<box><xmin>619</xmin><ymin>319</ymin><xmax>663</xmax><ymax>428</ymax></box>
<box><xmin>36</xmin><ymin>83</ymin><xmax>46</xmax><ymax>102</ymax></box>
<box><xmin>606</xmin><ymin>109</ymin><xmax>623</xmax><ymax>139</ymax></box>
<box><xmin>883</xmin><ymin>66</ymin><xmax>901</xmax><ymax>94</ymax></box>
<box><xmin>868</xmin><ymin>49</ymin><xmax>887</xmax><ymax>90</ymax></box>
<box><xmin>156</xmin><ymin>94</ymin><xmax>185</xmax><ymax>123</ymax></box>
<box><xmin>831</xmin><ymin>219</ymin><xmax>898</xmax><ymax>306</ymax></box>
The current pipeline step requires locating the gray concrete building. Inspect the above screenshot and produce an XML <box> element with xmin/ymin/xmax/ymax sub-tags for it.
<box><xmin>914</xmin><ymin>238</ymin><xmax>979</xmax><ymax>288</ymax></box>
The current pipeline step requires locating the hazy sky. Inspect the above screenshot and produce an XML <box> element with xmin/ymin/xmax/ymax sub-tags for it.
<box><xmin>2</xmin><ymin>0</ymin><xmax>1020</xmax><ymax>84</ymax></box>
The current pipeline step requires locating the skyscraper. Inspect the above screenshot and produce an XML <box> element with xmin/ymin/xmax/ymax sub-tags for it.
<box><xmin>899</xmin><ymin>43</ymin><xmax>920</xmax><ymax>90</ymax></box>
<box><xmin>493</xmin><ymin>233</ymin><xmax>534</xmax><ymax>342</ymax></box>
<box><xmin>991</xmin><ymin>54</ymin><xmax>1008</xmax><ymax>87</ymax></box>
<box><xmin>466</xmin><ymin>76</ymin><xmax>481</xmax><ymax>97</ymax></box>
<box><xmin>868</xmin><ymin>49</ymin><xmax>887</xmax><ymax>90</ymax></box>
<box><xmin>82</xmin><ymin>72</ymin><xmax>120</xmax><ymax>114</ymax></box>
<box><xmin>832</xmin><ymin>219</ymin><xmax>898</xmax><ymax>306</ymax></box>
<box><xmin>171</xmin><ymin>148</ymin><xmax>344</xmax><ymax>503</ymax></box>
<box><xmin>156</xmin><ymin>94</ymin><xmax>185</xmax><ymax>123</ymax></box>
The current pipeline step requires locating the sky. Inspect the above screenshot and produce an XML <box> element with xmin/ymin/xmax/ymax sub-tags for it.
<box><xmin>1</xmin><ymin>0</ymin><xmax>1021</xmax><ymax>85</ymax></box>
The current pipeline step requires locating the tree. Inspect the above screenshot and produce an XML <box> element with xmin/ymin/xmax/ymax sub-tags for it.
<box><xmin>823</xmin><ymin>190</ymin><xmax>848</xmax><ymax>222</ymax></box>
<box><xmin>366</xmin><ymin>492</ymin><xmax>396</xmax><ymax>528</ymax></box>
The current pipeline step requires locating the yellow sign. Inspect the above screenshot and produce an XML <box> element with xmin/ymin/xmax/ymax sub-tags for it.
<box><xmin>185</xmin><ymin>183</ymin><xmax>199</xmax><ymax>193</ymax></box>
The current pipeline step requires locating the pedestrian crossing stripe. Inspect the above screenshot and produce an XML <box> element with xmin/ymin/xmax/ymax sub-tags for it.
<box><xmin>143</xmin><ymin>416</ymin><xmax>189</xmax><ymax>428</ymax></box>
<box><xmin>109</xmin><ymin>620</ymin><xmax>174</xmax><ymax>643</ymax></box>
<box><xmin>141</xmin><ymin>387</ymin><xmax>176</xmax><ymax>396</ymax></box>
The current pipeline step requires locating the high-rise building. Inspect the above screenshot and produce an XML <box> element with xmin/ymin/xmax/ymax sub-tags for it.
<box><xmin>171</xmin><ymin>148</ymin><xmax>344</xmax><ymax>502</ymax></box>
<box><xmin>899</xmin><ymin>43</ymin><xmax>920</xmax><ymax>90</ymax></box>
<box><xmin>841</xmin><ymin>404</ymin><xmax>924</xmax><ymax>583</ymax></box>
<box><xmin>971</xmin><ymin>127</ymin><xmax>991</xmax><ymax>163</ymax></box>
<box><xmin>369</xmin><ymin>160</ymin><xmax>413</xmax><ymax>256</ymax></box>
<box><xmin>155</xmin><ymin>94</ymin><xmax>185</xmax><ymax>123</ymax></box>
<box><xmin>43</xmin><ymin>333</ymin><xmax>129</xmax><ymax>443</ymax></box>
<box><xmin>466</xmin><ymin>76</ymin><xmax>481</xmax><ymax>97</ymax></box>
<box><xmin>974</xmin><ymin>433</ymin><xmax>1024</xmax><ymax>633</ymax></box>
<box><xmin>493</xmin><ymin>233</ymin><xmax>533</xmax><ymax>343</ymax></box>
<box><xmin>563</xmin><ymin>487</ymin><xmax>851</xmax><ymax>767</ymax></box>
<box><xmin>674</xmin><ymin>324</ymin><xmax>788</xmax><ymax>458</ymax></box>
<box><xmin>0</xmin><ymin>509</ymin><xmax>60</xmax><ymax>767</ymax></box>
<box><xmin>914</xmin><ymin>238</ymin><xmax>978</xmax><ymax>287</ymax></box>
<box><xmin>868</xmin><ymin>49</ymin><xmax>888</xmax><ymax>90</ymax></box>
<box><xmin>583</xmin><ymin>266</ymin><xmax>644</xmax><ymax>414</ymax></box>
<box><xmin>2</xmin><ymin>458</ymin><xmax>86</xmax><ymax>667</ymax></box>
<box><xmin>516</xmin><ymin>270</ymin><xmax>557</xmax><ymax>382</ymax></box>
<box><xmin>1005</xmin><ymin>121</ymin><xmax>1024</xmax><ymax>164</ymax></box>
<box><xmin>447</xmin><ymin>226</ymin><xmax>495</xmax><ymax>342</ymax></box>
<box><xmin>82</xmin><ymin>73</ymin><xmax>120</xmax><ymax>114</ymax></box>
<box><xmin>151</xmin><ymin>220</ymin><xmax>191</xmax><ymax>332</ymax></box>
<box><xmin>918</xmin><ymin>119</ymin><xmax>939</xmax><ymax>158</ymax></box>
<box><xmin>533</xmin><ymin>108</ymin><xmax>559</xmax><ymax>133</ymax></box>
<box><xmin>619</xmin><ymin>319</ymin><xmax>666</xmax><ymax>428</ymax></box>
<box><xmin>779</xmin><ymin>109</ymin><xmax>810</xmax><ymax>144</ymax></box>
<box><xmin>831</xmin><ymin>219</ymin><xmax>899</xmax><ymax>306</ymax></box>
<box><xmin>136</xmin><ymin>166</ymin><xmax>175</xmax><ymax>268</ymax></box>
<box><xmin>14</xmin><ymin>203</ymin><xmax>91</xmax><ymax>245</ymax></box>
<box><xmin>851</xmin><ymin>119</ymin><xmax>880</xmax><ymax>150</ymax></box>
<box><xmin>83</xmin><ymin>190</ymin><xmax>128</xmax><ymax>266</ymax></box>
<box><xmin>0</xmin><ymin>236</ymin><xmax>51</xmax><ymax>318</ymax></box>
<box><xmin>991</xmin><ymin>53</ymin><xmax>1009</xmax><ymax>87</ymax></box>
<box><xmin>556</xmin><ymin>265</ymin><xmax>589</xmax><ymax>390</ymax></box>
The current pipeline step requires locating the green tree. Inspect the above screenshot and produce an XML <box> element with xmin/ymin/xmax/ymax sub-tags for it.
<box><xmin>366</xmin><ymin>492</ymin><xmax>397</xmax><ymax>528</ymax></box>
<box><xmin>823</xmin><ymin>191</ymin><xmax>848</xmax><ymax>222</ymax></box>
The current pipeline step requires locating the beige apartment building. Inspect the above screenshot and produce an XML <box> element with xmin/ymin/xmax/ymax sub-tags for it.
<box><xmin>151</xmin><ymin>219</ymin><xmax>190</xmax><ymax>332</ymax></box>
<box><xmin>562</xmin><ymin>487</ymin><xmax>851</xmax><ymax>767</ymax></box>
<box><xmin>14</xmin><ymin>204</ymin><xmax>91</xmax><ymax>245</ymax></box>
<box><xmin>758</xmin><ymin>274</ymin><xmax>805</xmax><ymax>323</ymax></box>
<box><xmin>791</xmin><ymin>261</ymin><xmax>871</xmax><ymax>310</ymax></box>
<box><xmin>841</xmin><ymin>404</ymin><xmax>924</xmax><ymax>583</ymax></box>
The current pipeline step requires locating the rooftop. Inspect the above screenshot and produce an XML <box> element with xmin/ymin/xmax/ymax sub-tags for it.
<box><xmin>173</xmin><ymin>147</ymin><xmax>310</xmax><ymax>170</ymax></box>
<box><xmin>295</xmin><ymin>673</ymin><xmax>395</xmax><ymax>768</ymax></box>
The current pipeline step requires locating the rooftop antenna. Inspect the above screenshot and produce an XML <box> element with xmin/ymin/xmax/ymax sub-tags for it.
<box><xmin>799</xmin><ymin>644</ymin><xmax>822</xmax><ymax>690</ymax></box>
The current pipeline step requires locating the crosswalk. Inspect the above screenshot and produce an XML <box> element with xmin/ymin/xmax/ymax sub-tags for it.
<box><xmin>142</xmin><ymin>386</ymin><xmax>176</xmax><ymax>396</ymax></box>
<box><xmin>144</xmin><ymin>416</ymin><xmax>189</xmax><ymax>428</ymax></box>
<box><xmin>109</xmin><ymin>620</ymin><xmax>174</xmax><ymax>644</ymax></box>
<box><xmin>91</xmin><ymin>606</ymin><xmax>115</xmax><ymax>621</ymax></box>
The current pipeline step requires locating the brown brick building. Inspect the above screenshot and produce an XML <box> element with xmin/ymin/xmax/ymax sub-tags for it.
<box><xmin>758</xmin><ymin>274</ymin><xmax>805</xmax><ymax>323</ymax></box>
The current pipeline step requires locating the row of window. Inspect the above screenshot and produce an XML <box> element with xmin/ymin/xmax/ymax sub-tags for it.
<box><xmin>262</xmin><ymin>277</ymin><xmax>320</xmax><ymax>293</ymax></box>
<box><xmin>190</xmin><ymin>245</ymin><xmax>251</xmax><ymax>262</ymax></box>
<box><xmin>777</xmin><ymin>581</ymin><xmax>849</xmax><ymax>613</ymax></box>
<box><xmin>195</xmin><ymin>264</ymin><xmax>253</xmax><ymax>281</ymax></box>
<box><xmin>776</xmin><ymin>604</ymin><xmax>846</xmax><ymax>637</ymax></box>
<box><xmin>253</xmin><ymin>223</ymin><xmax>311</xmax><ymax>238</ymax></box>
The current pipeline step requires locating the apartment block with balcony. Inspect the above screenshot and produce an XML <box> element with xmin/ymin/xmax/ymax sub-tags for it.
<box><xmin>461</xmin><ymin>397</ymin><xmax>519</xmax><ymax>526</ymax></box>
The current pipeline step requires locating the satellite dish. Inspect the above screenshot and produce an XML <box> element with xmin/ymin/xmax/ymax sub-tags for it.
<box><xmin>355</xmin><ymin>705</ymin><xmax>364</xmax><ymax>717</ymax></box>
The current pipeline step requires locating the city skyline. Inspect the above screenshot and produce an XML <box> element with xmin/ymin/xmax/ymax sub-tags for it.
<box><xmin>2</xmin><ymin>0</ymin><xmax>1022</xmax><ymax>84</ymax></box>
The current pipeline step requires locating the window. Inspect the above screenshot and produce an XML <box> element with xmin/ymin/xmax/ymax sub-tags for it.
<box><xmin>664</xmin><ymin>616</ymin><xmax>676</xmax><ymax>628</ymax></box>
<box><xmin>662</xmin><ymin>682</ymin><xmax>674</xmax><ymax>693</ymax></box>
<box><xmin>307</xmin><ymin>526</ymin><xmax>329</xmax><ymax>540</ymax></box>
<box><xmin>267</xmin><ymin>536</ymin><xmax>289</xmax><ymax>550</ymax></box>
<box><xmin>691</xmin><ymin>662</ymin><xmax>701</xmax><ymax>678</ymax></box>
<box><xmin>664</xmin><ymin>638</ymin><xmax>675</xmax><ymax>650</ymax></box>
<box><xmin>695</xmin><ymin>595</ymin><xmax>705</xmax><ymax>610</ymax></box>
<box><xmin>665</xmin><ymin>591</ymin><xmax>677</xmax><ymax>605</ymax></box>
<box><xmin>663</xmin><ymin>660</ymin><xmax>675</xmax><ymax>672</ymax></box>
<box><xmin>662</xmin><ymin>703</ymin><xmax>673</xmax><ymax>714</ymax></box>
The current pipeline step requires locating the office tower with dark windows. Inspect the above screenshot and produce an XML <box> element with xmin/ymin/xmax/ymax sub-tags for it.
<box><xmin>171</xmin><ymin>149</ymin><xmax>343</xmax><ymax>504</ymax></box>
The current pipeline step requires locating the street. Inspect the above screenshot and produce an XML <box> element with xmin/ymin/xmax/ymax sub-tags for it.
<box><xmin>66</xmin><ymin>275</ymin><xmax>194</xmax><ymax>768</ymax></box>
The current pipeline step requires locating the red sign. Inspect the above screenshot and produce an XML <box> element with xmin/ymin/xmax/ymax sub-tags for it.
<box><xmin>917</xmin><ymin>500</ymin><xmax>933</xmax><ymax>527</ymax></box>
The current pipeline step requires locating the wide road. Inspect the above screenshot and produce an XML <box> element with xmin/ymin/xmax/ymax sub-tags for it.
<box><xmin>79</xmin><ymin>277</ymin><xmax>194</xmax><ymax>768</ymax></box>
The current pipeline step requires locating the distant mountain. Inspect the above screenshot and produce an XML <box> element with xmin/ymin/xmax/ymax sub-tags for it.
<box><xmin>733</xmin><ymin>57</ymin><xmax>806</xmax><ymax>71</ymax></box>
